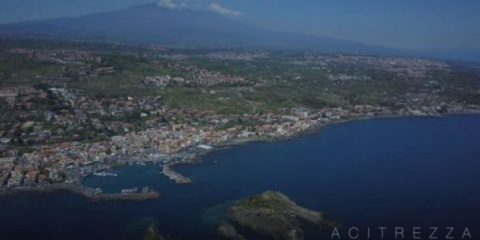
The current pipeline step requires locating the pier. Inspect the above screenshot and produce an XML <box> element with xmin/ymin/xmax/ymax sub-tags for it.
<box><xmin>162</xmin><ymin>164</ymin><xmax>191</xmax><ymax>184</ymax></box>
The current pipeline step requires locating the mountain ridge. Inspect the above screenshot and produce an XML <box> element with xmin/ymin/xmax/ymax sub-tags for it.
<box><xmin>0</xmin><ymin>3</ymin><xmax>394</xmax><ymax>54</ymax></box>
<box><xmin>1</xmin><ymin>3</ymin><xmax>479</xmax><ymax>62</ymax></box>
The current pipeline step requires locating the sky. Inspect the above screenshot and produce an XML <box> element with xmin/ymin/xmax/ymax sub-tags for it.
<box><xmin>0</xmin><ymin>0</ymin><xmax>479</xmax><ymax>51</ymax></box>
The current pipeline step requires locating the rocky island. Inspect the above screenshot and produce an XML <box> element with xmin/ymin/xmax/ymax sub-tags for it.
<box><xmin>218</xmin><ymin>191</ymin><xmax>337</xmax><ymax>240</ymax></box>
<box><xmin>143</xmin><ymin>224</ymin><xmax>168</xmax><ymax>240</ymax></box>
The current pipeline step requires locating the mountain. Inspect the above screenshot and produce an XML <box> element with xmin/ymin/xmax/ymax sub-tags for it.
<box><xmin>1</xmin><ymin>3</ymin><xmax>479</xmax><ymax>62</ymax></box>
<box><xmin>0</xmin><ymin>3</ymin><xmax>394</xmax><ymax>55</ymax></box>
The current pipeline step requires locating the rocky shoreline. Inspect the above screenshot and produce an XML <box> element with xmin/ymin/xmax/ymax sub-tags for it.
<box><xmin>181</xmin><ymin>110</ymin><xmax>480</xmax><ymax>162</ymax></box>
<box><xmin>217</xmin><ymin>191</ymin><xmax>337</xmax><ymax>240</ymax></box>
<box><xmin>157</xmin><ymin>110</ymin><xmax>480</xmax><ymax>183</ymax></box>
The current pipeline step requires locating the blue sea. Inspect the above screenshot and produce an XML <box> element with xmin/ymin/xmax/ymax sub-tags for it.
<box><xmin>0</xmin><ymin>115</ymin><xmax>479</xmax><ymax>240</ymax></box>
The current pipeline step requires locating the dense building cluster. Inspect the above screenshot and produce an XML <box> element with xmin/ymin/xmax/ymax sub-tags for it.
<box><xmin>1</xmin><ymin>43</ymin><xmax>479</xmax><ymax>192</ymax></box>
<box><xmin>303</xmin><ymin>54</ymin><xmax>450</xmax><ymax>79</ymax></box>
<box><xmin>1</xmin><ymin>83</ymin><xmax>478</xmax><ymax>190</ymax></box>
<box><xmin>143</xmin><ymin>65</ymin><xmax>249</xmax><ymax>87</ymax></box>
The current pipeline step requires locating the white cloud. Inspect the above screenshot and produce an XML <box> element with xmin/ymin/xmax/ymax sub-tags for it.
<box><xmin>208</xmin><ymin>3</ymin><xmax>242</xmax><ymax>16</ymax></box>
<box><xmin>157</xmin><ymin>0</ymin><xmax>186</xmax><ymax>10</ymax></box>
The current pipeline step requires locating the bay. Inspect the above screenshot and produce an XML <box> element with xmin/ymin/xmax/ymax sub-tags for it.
<box><xmin>1</xmin><ymin>115</ymin><xmax>479</xmax><ymax>239</ymax></box>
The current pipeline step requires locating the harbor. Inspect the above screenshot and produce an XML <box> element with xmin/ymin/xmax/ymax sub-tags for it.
<box><xmin>52</xmin><ymin>115</ymin><xmax>480</xmax><ymax>239</ymax></box>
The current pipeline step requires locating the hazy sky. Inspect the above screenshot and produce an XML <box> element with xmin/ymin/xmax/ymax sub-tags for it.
<box><xmin>0</xmin><ymin>0</ymin><xmax>479</xmax><ymax>50</ymax></box>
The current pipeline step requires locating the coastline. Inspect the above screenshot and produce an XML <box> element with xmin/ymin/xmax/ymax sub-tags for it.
<box><xmin>1</xmin><ymin>111</ymin><xmax>479</xmax><ymax>201</ymax></box>
<box><xmin>197</xmin><ymin>111</ymin><xmax>480</xmax><ymax>157</ymax></box>
<box><xmin>157</xmin><ymin>111</ymin><xmax>480</xmax><ymax>182</ymax></box>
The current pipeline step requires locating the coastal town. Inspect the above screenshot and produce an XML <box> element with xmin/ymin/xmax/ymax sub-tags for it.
<box><xmin>1</xmin><ymin>1</ymin><xmax>480</xmax><ymax>239</ymax></box>
<box><xmin>1</xmin><ymin>39</ymin><xmax>480</xmax><ymax>198</ymax></box>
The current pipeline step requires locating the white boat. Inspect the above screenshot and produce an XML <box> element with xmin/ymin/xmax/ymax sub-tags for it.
<box><xmin>197</xmin><ymin>144</ymin><xmax>213</xmax><ymax>150</ymax></box>
<box><xmin>93</xmin><ymin>171</ymin><xmax>118</xmax><ymax>177</ymax></box>
<box><xmin>121</xmin><ymin>188</ymin><xmax>138</xmax><ymax>194</ymax></box>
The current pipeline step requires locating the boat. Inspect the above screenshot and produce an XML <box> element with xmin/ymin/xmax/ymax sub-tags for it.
<box><xmin>93</xmin><ymin>171</ymin><xmax>118</xmax><ymax>177</ymax></box>
<box><xmin>121</xmin><ymin>188</ymin><xmax>138</xmax><ymax>194</ymax></box>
